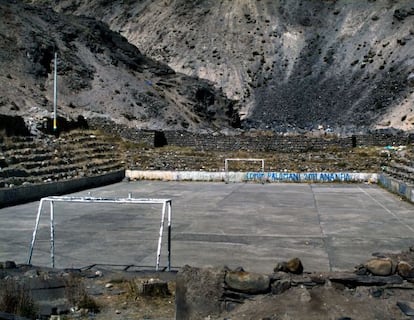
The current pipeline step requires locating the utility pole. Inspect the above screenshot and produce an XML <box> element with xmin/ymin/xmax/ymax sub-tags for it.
<box><xmin>53</xmin><ymin>51</ymin><xmax>57</xmax><ymax>132</ymax></box>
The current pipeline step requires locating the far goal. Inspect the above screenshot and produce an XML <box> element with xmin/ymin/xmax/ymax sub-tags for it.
<box><xmin>224</xmin><ymin>158</ymin><xmax>265</xmax><ymax>183</ymax></box>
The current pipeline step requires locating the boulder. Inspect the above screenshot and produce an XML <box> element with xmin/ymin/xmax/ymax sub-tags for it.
<box><xmin>271</xmin><ymin>279</ymin><xmax>291</xmax><ymax>295</ymax></box>
<box><xmin>4</xmin><ymin>261</ymin><xmax>17</xmax><ymax>269</ymax></box>
<box><xmin>365</xmin><ymin>258</ymin><xmax>393</xmax><ymax>276</ymax></box>
<box><xmin>225</xmin><ymin>271</ymin><xmax>270</xmax><ymax>294</ymax></box>
<box><xmin>397</xmin><ymin>261</ymin><xmax>414</xmax><ymax>279</ymax></box>
<box><xmin>175</xmin><ymin>265</ymin><xmax>226</xmax><ymax>320</ymax></box>
<box><xmin>274</xmin><ymin>257</ymin><xmax>304</xmax><ymax>274</ymax></box>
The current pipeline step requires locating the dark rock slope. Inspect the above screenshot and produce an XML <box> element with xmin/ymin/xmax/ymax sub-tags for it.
<box><xmin>0</xmin><ymin>0</ymin><xmax>239</xmax><ymax>133</ymax></box>
<box><xmin>52</xmin><ymin>0</ymin><xmax>414</xmax><ymax>133</ymax></box>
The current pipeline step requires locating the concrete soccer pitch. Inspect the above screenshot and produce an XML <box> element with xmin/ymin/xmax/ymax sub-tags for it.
<box><xmin>1</xmin><ymin>181</ymin><xmax>413</xmax><ymax>273</ymax></box>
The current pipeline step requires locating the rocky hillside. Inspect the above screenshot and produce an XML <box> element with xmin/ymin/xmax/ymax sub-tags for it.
<box><xmin>0</xmin><ymin>0</ymin><xmax>239</xmax><ymax>134</ymax></box>
<box><xmin>49</xmin><ymin>0</ymin><xmax>414</xmax><ymax>133</ymax></box>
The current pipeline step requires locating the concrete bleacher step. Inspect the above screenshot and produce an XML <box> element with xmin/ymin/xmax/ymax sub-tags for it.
<box><xmin>3</xmin><ymin>147</ymin><xmax>51</xmax><ymax>158</ymax></box>
<box><xmin>0</xmin><ymin>138</ymin><xmax>36</xmax><ymax>152</ymax></box>
<box><xmin>0</xmin><ymin>130</ymin><xmax>124</xmax><ymax>188</ymax></box>
<box><xmin>388</xmin><ymin>161</ymin><xmax>414</xmax><ymax>174</ymax></box>
<box><xmin>0</xmin><ymin>167</ymin><xmax>29</xmax><ymax>178</ymax></box>
<box><xmin>383</xmin><ymin>157</ymin><xmax>414</xmax><ymax>184</ymax></box>
<box><xmin>396</xmin><ymin>157</ymin><xmax>414</xmax><ymax>168</ymax></box>
<box><xmin>5</xmin><ymin>153</ymin><xmax>55</xmax><ymax>166</ymax></box>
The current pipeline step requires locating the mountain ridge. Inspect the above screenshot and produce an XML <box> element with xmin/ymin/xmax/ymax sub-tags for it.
<box><xmin>50</xmin><ymin>0</ymin><xmax>414</xmax><ymax>133</ymax></box>
<box><xmin>0</xmin><ymin>0</ymin><xmax>239</xmax><ymax>134</ymax></box>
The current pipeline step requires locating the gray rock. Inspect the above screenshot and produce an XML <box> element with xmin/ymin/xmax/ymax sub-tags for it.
<box><xmin>225</xmin><ymin>271</ymin><xmax>270</xmax><ymax>294</ymax></box>
<box><xmin>299</xmin><ymin>287</ymin><xmax>312</xmax><ymax>303</ymax></box>
<box><xmin>175</xmin><ymin>265</ymin><xmax>226</xmax><ymax>320</ymax></box>
<box><xmin>329</xmin><ymin>273</ymin><xmax>403</xmax><ymax>287</ymax></box>
<box><xmin>24</xmin><ymin>269</ymin><xmax>39</xmax><ymax>278</ymax></box>
<box><xmin>397</xmin><ymin>261</ymin><xmax>414</xmax><ymax>279</ymax></box>
<box><xmin>4</xmin><ymin>261</ymin><xmax>17</xmax><ymax>269</ymax></box>
<box><xmin>274</xmin><ymin>257</ymin><xmax>304</xmax><ymax>274</ymax></box>
<box><xmin>271</xmin><ymin>279</ymin><xmax>291</xmax><ymax>295</ymax></box>
<box><xmin>365</xmin><ymin>258</ymin><xmax>393</xmax><ymax>276</ymax></box>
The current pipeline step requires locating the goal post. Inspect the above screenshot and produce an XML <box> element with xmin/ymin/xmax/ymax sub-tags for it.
<box><xmin>27</xmin><ymin>195</ymin><xmax>172</xmax><ymax>271</ymax></box>
<box><xmin>224</xmin><ymin>158</ymin><xmax>265</xmax><ymax>183</ymax></box>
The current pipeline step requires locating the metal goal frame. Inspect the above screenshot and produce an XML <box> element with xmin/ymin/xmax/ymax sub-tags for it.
<box><xmin>224</xmin><ymin>158</ymin><xmax>265</xmax><ymax>183</ymax></box>
<box><xmin>27</xmin><ymin>195</ymin><xmax>172</xmax><ymax>271</ymax></box>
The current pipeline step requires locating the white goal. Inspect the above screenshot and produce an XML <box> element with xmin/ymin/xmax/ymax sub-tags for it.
<box><xmin>27</xmin><ymin>194</ymin><xmax>172</xmax><ymax>271</ymax></box>
<box><xmin>224</xmin><ymin>158</ymin><xmax>265</xmax><ymax>183</ymax></box>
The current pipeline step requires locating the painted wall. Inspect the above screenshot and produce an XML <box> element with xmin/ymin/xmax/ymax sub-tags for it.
<box><xmin>378</xmin><ymin>174</ymin><xmax>414</xmax><ymax>203</ymax></box>
<box><xmin>126</xmin><ymin>170</ymin><xmax>378</xmax><ymax>183</ymax></box>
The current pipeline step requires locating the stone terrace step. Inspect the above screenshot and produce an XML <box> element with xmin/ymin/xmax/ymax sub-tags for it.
<box><xmin>2</xmin><ymin>146</ymin><xmax>53</xmax><ymax>158</ymax></box>
<box><xmin>382</xmin><ymin>149</ymin><xmax>414</xmax><ymax>184</ymax></box>
<box><xmin>395</xmin><ymin>156</ymin><xmax>414</xmax><ymax>168</ymax></box>
<box><xmin>0</xmin><ymin>168</ymin><xmax>29</xmax><ymax>178</ymax></box>
<box><xmin>4</xmin><ymin>152</ymin><xmax>55</xmax><ymax>166</ymax></box>
<box><xmin>0</xmin><ymin>130</ymin><xmax>124</xmax><ymax>188</ymax></box>
<box><xmin>388</xmin><ymin>161</ymin><xmax>414</xmax><ymax>174</ymax></box>
<box><xmin>383</xmin><ymin>161</ymin><xmax>414</xmax><ymax>184</ymax></box>
<box><xmin>0</xmin><ymin>139</ymin><xmax>38</xmax><ymax>152</ymax></box>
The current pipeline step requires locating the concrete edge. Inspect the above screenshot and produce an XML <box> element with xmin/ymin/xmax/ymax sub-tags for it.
<box><xmin>0</xmin><ymin>170</ymin><xmax>125</xmax><ymax>208</ymax></box>
<box><xmin>378</xmin><ymin>174</ymin><xmax>414</xmax><ymax>203</ymax></box>
<box><xmin>125</xmin><ymin>170</ymin><xmax>378</xmax><ymax>184</ymax></box>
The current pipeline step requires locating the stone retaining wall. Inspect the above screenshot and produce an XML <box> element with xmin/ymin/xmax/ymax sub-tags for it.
<box><xmin>162</xmin><ymin>131</ymin><xmax>412</xmax><ymax>152</ymax></box>
<box><xmin>88</xmin><ymin>119</ymin><xmax>413</xmax><ymax>152</ymax></box>
<box><xmin>88</xmin><ymin>118</ymin><xmax>155</xmax><ymax>146</ymax></box>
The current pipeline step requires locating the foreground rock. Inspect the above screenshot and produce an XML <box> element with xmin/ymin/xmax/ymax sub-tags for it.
<box><xmin>365</xmin><ymin>257</ymin><xmax>394</xmax><ymax>276</ymax></box>
<box><xmin>176</xmin><ymin>251</ymin><xmax>414</xmax><ymax>320</ymax></box>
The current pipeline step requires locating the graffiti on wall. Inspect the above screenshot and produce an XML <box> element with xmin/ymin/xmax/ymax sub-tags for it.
<box><xmin>246</xmin><ymin>172</ymin><xmax>353</xmax><ymax>182</ymax></box>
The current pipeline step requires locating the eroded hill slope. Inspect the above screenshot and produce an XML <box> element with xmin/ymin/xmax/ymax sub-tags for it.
<box><xmin>0</xmin><ymin>0</ymin><xmax>239</xmax><ymax>133</ymax></box>
<box><xmin>52</xmin><ymin>0</ymin><xmax>414</xmax><ymax>132</ymax></box>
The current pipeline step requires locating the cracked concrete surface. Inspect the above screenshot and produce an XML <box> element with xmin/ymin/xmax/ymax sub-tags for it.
<box><xmin>1</xmin><ymin>181</ymin><xmax>413</xmax><ymax>274</ymax></box>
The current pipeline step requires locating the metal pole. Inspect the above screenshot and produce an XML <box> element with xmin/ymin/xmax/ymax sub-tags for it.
<box><xmin>27</xmin><ymin>199</ymin><xmax>45</xmax><ymax>265</ymax></box>
<box><xmin>53</xmin><ymin>52</ymin><xmax>57</xmax><ymax>131</ymax></box>
<box><xmin>225</xmin><ymin>159</ymin><xmax>229</xmax><ymax>184</ymax></box>
<box><xmin>156</xmin><ymin>201</ymin><xmax>166</xmax><ymax>271</ymax></box>
<box><xmin>261</xmin><ymin>159</ymin><xmax>265</xmax><ymax>184</ymax></box>
<box><xmin>167</xmin><ymin>200</ymin><xmax>172</xmax><ymax>271</ymax></box>
<box><xmin>50</xmin><ymin>201</ymin><xmax>55</xmax><ymax>268</ymax></box>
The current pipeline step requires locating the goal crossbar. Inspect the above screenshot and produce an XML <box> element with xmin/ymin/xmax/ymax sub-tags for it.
<box><xmin>27</xmin><ymin>195</ymin><xmax>172</xmax><ymax>271</ymax></box>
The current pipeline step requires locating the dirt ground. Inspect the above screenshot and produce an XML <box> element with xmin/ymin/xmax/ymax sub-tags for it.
<box><xmin>72</xmin><ymin>260</ymin><xmax>414</xmax><ymax>320</ymax></box>
<box><xmin>84</xmin><ymin>248</ymin><xmax>414</xmax><ymax>320</ymax></box>
<box><xmin>43</xmin><ymin>248</ymin><xmax>414</xmax><ymax>319</ymax></box>
<box><xmin>2</xmin><ymin>249</ymin><xmax>414</xmax><ymax>319</ymax></box>
<box><xmin>85</xmin><ymin>282</ymin><xmax>414</xmax><ymax>320</ymax></box>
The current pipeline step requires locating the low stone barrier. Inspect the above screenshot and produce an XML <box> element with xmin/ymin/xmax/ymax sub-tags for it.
<box><xmin>126</xmin><ymin>170</ymin><xmax>378</xmax><ymax>183</ymax></box>
<box><xmin>0</xmin><ymin>170</ymin><xmax>125</xmax><ymax>208</ymax></box>
<box><xmin>378</xmin><ymin>174</ymin><xmax>414</xmax><ymax>203</ymax></box>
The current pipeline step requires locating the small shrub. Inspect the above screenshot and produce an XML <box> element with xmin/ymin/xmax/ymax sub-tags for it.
<box><xmin>126</xmin><ymin>279</ymin><xmax>140</xmax><ymax>300</ymax></box>
<box><xmin>0</xmin><ymin>279</ymin><xmax>38</xmax><ymax>319</ymax></box>
<box><xmin>64</xmin><ymin>274</ymin><xmax>100</xmax><ymax>313</ymax></box>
